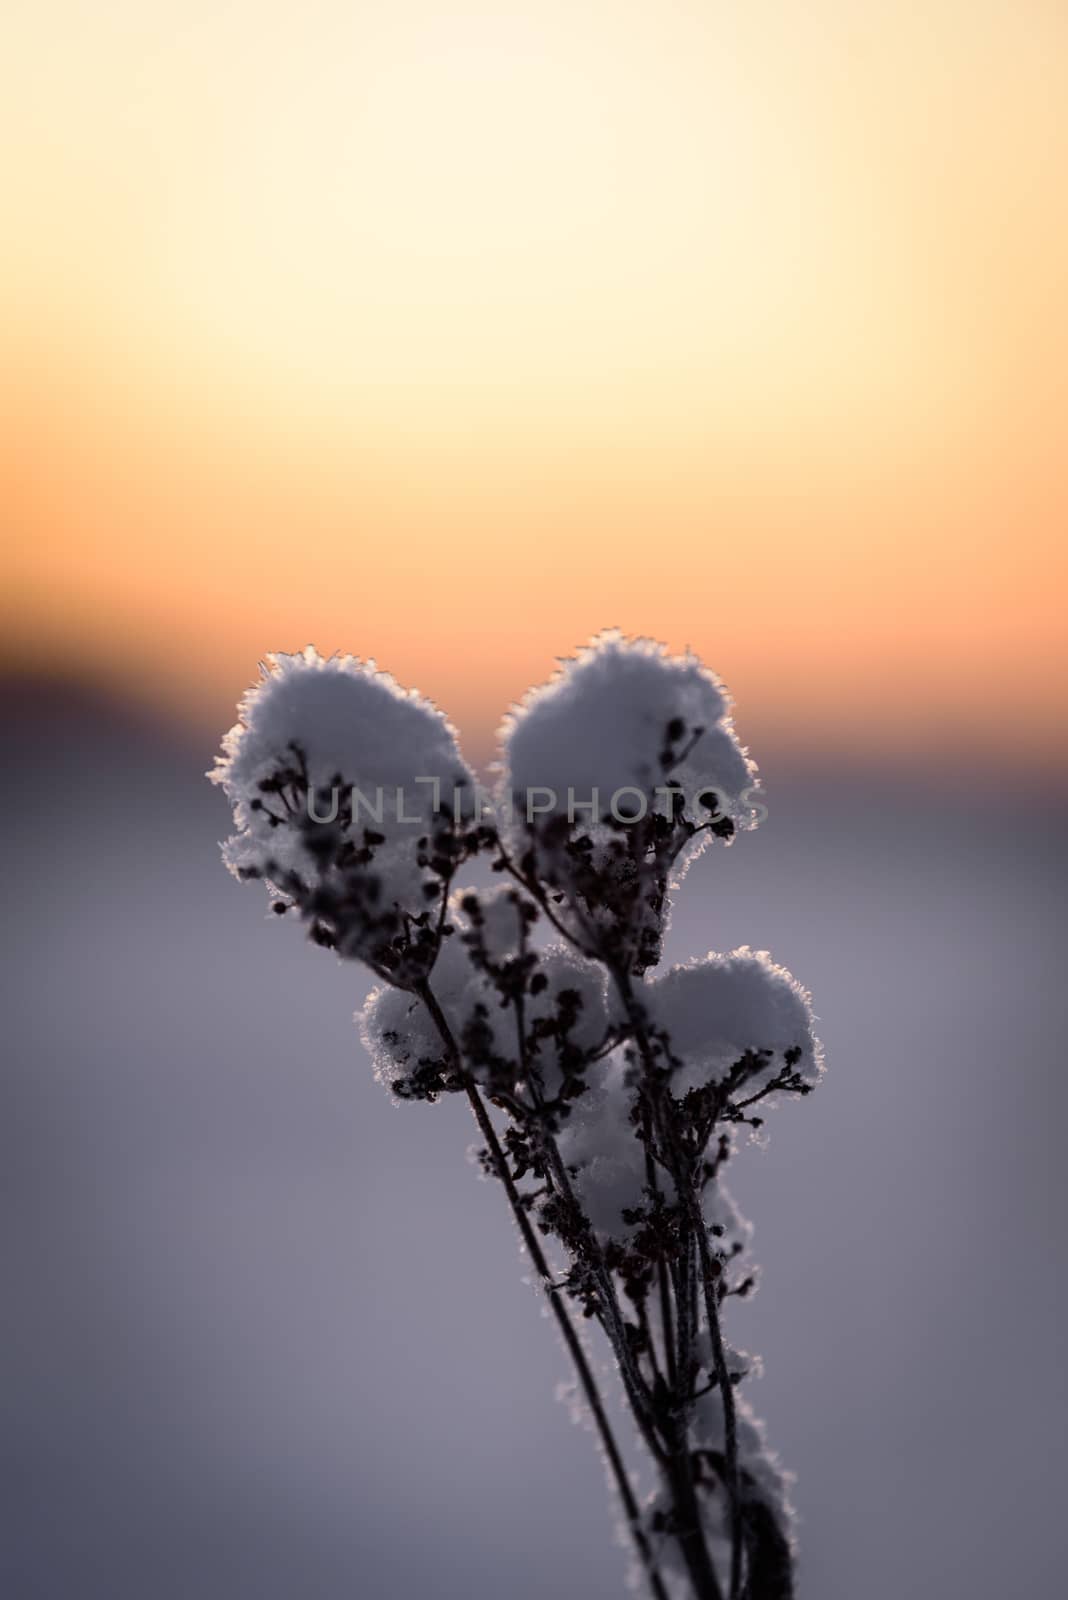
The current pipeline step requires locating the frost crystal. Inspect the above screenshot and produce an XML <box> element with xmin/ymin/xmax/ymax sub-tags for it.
<box><xmin>555</xmin><ymin>1051</ymin><xmax>648</xmax><ymax>1241</ymax></box>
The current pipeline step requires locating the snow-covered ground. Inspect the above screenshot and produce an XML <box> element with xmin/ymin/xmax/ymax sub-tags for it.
<box><xmin>4</xmin><ymin>681</ymin><xmax>1065</xmax><ymax>1599</ymax></box>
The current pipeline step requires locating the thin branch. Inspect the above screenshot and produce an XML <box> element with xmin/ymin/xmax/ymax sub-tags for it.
<box><xmin>689</xmin><ymin>1189</ymin><xmax>743</xmax><ymax>1600</ymax></box>
<box><xmin>503</xmin><ymin>914</ymin><xmax>666</xmax><ymax>1468</ymax></box>
<box><xmin>414</xmin><ymin>976</ymin><xmax>670</xmax><ymax>1600</ymax></box>
<box><xmin>612</xmin><ymin>968</ymin><xmax>740</xmax><ymax>1600</ymax></box>
<box><xmin>492</xmin><ymin>837</ymin><xmax>599</xmax><ymax>957</ymax></box>
<box><xmin>642</xmin><ymin>1103</ymin><xmax>678</xmax><ymax>1395</ymax></box>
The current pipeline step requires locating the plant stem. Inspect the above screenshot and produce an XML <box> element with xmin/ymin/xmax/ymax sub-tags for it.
<box><xmin>663</xmin><ymin>1442</ymin><xmax>727</xmax><ymax>1600</ymax></box>
<box><xmin>515</xmin><ymin>1048</ymin><xmax>725</xmax><ymax>1599</ymax></box>
<box><xmin>508</xmin><ymin>910</ymin><xmax>665</xmax><ymax>1465</ymax></box>
<box><xmin>414</xmin><ymin>979</ymin><xmax>670</xmax><ymax>1600</ymax></box>
<box><xmin>642</xmin><ymin>1105</ymin><xmax>679</xmax><ymax>1394</ymax></box>
<box><xmin>690</xmin><ymin>1201</ymin><xmax>743</xmax><ymax>1600</ymax></box>
<box><xmin>611</xmin><ymin>968</ymin><xmax>742</xmax><ymax>1600</ymax></box>
<box><xmin>518</xmin><ymin>1055</ymin><xmax>666</xmax><ymax>1466</ymax></box>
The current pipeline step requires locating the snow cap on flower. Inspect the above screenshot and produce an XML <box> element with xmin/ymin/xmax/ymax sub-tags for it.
<box><xmin>695</xmin><ymin>1390</ymin><xmax>796</xmax><ymax>1549</ymax></box>
<box><xmin>495</xmin><ymin>632</ymin><xmax>760</xmax><ymax>973</ymax></box>
<box><xmin>362</xmin><ymin>882</ymin><xmax>611</xmax><ymax>1105</ymax></box>
<box><xmin>361</xmin><ymin>931</ymin><xmax>473</xmax><ymax>1101</ymax></box>
<box><xmin>644</xmin><ymin>1391</ymin><xmax>796</xmax><ymax>1593</ymax></box>
<box><xmin>554</xmin><ymin>1052</ymin><xmax>648</xmax><ymax>1241</ymax></box>
<box><xmin>702</xmin><ymin>1177</ymin><xmax>755</xmax><ymax>1266</ymax></box>
<box><xmin>211</xmin><ymin>648</ymin><xmax>477</xmax><ymax>971</ymax></box>
<box><xmin>451</xmin><ymin>882</ymin><xmax>536</xmax><ymax>967</ymax></box>
<box><xmin>518</xmin><ymin>942</ymin><xmax>613</xmax><ymax>1104</ymax></box>
<box><xmin>499</xmin><ymin>630</ymin><xmax>758</xmax><ymax>828</ymax></box>
<box><xmin>639</xmin><ymin>948</ymin><xmax>822</xmax><ymax>1099</ymax></box>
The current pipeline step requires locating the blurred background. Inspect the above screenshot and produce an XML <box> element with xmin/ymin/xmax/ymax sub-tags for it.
<box><xmin>2</xmin><ymin>2</ymin><xmax>1066</xmax><ymax>1596</ymax></box>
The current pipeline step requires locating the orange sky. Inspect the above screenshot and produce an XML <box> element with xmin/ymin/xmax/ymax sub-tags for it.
<box><xmin>2</xmin><ymin>1</ymin><xmax>1066</xmax><ymax>770</ymax></box>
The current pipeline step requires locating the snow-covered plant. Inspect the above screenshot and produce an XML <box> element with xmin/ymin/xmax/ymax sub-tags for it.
<box><xmin>212</xmin><ymin>633</ymin><xmax>823</xmax><ymax>1600</ymax></box>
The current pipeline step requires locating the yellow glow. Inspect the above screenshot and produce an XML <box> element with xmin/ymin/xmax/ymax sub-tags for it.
<box><xmin>1</xmin><ymin>2</ymin><xmax>1066</xmax><ymax>767</ymax></box>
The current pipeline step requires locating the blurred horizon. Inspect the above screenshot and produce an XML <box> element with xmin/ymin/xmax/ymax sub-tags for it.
<box><xmin>8</xmin><ymin>656</ymin><xmax>1068</xmax><ymax>795</ymax></box>
<box><xmin>3</xmin><ymin>1</ymin><xmax>1067</xmax><ymax>777</ymax></box>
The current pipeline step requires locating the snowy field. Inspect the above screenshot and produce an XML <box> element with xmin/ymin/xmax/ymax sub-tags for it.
<box><xmin>4</xmin><ymin>680</ymin><xmax>1066</xmax><ymax>1599</ymax></box>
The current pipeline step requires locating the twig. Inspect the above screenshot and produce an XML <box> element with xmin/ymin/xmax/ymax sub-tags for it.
<box><xmin>414</xmin><ymin>977</ymin><xmax>670</xmax><ymax>1600</ymax></box>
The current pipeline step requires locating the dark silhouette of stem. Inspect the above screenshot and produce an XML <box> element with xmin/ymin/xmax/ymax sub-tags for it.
<box><xmin>414</xmin><ymin>978</ymin><xmax>669</xmax><ymax>1600</ymax></box>
<box><xmin>612</xmin><ymin>968</ymin><xmax>741</xmax><ymax>1600</ymax></box>
<box><xmin>642</xmin><ymin>1105</ymin><xmax>679</xmax><ymax>1395</ymax></box>
<box><xmin>690</xmin><ymin>1189</ymin><xmax>742</xmax><ymax>1600</ymax></box>
<box><xmin>505</xmin><ymin>927</ymin><xmax>666</xmax><ymax>1469</ymax></box>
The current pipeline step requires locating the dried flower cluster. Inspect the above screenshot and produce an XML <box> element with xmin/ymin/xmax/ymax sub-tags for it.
<box><xmin>212</xmin><ymin>632</ymin><xmax>823</xmax><ymax>1600</ymax></box>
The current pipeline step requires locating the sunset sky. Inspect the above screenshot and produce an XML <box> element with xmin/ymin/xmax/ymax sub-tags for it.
<box><xmin>2</xmin><ymin>1</ymin><xmax>1065</xmax><ymax>770</ymax></box>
